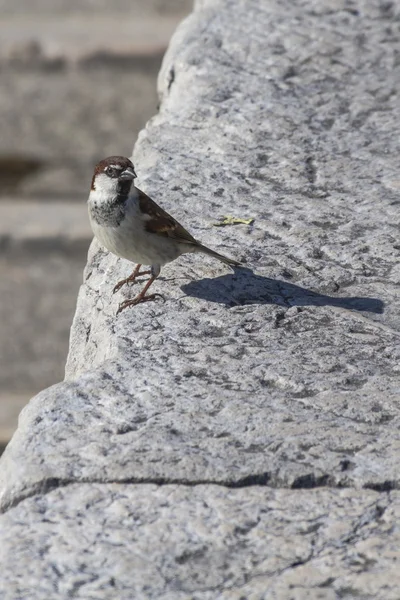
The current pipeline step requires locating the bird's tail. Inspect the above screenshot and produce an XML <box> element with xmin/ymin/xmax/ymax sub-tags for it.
<box><xmin>197</xmin><ymin>243</ymin><xmax>241</xmax><ymax>267</ymax></box>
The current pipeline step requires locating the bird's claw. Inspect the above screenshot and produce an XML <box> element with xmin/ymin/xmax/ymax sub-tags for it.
<box><xmin>113</xmin><ymin>270</ymin><xmax>152</xmax><ymax>294</ymax></box>
<box><xmin>116</xmin><ymin>293</ymin><xmax>165</xmax><ymax>315</ymax></box>
<box><xmin>113</xmin><ymin>279</ymin><xmax>128</xmax><ymax>294</ymax></box>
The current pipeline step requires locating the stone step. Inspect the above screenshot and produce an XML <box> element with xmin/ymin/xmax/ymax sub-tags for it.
<box><xmin>0</xmin><ymin>394</ymin><xmax>29</xmax><ymax>454</ymax></box>
<box><xmin>0</xmin><ymin>0</ymin><xmax>192</xmax><ymax>61</ymax></box>
<box><xmin>0</xmin><ymin>200</ymin><xmax>91</xmax><ymax>451</ymax></box>
<box><xmin>0</xmin><ymin>199</ymin><xmax>91</xmax><ymax>251</ymax></box>
<box><xmin>0</xmin><ymin>16</ymin><xmax>179</xmax><ymax>63</ymax></box>
<box><xmin>0</xmin><ymin>0</ymin><xmax>191</xmax><ymax>198</ymax></box>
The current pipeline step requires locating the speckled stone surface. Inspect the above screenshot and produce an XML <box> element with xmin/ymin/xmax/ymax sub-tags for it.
<box><xmin>1</xmin><ymin>0</ymin><xmax>400</xmax><ymax>597</ymax></box>
<box><xmin>1</xmin><ymin>484</ymin><xmax>399</xmax><ymax>600</ymax></box>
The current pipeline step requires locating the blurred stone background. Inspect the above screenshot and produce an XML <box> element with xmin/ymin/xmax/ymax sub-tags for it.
<box><xmin>0</xmin><ymin>0</ymin><xmax>192</xmax><ymax>451</ymax></box>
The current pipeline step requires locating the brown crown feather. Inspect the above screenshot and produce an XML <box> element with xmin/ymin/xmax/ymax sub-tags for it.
<box><xmin>91</xmin><ymin>156</ymin><xmax>134</xmax><ymax>190</ymax></box>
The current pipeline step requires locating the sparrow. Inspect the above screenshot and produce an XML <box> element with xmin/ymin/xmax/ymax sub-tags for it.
<box><xmin>88</xmin><ymin>156</ymin><xmax>241</xmax><ymax>314</ymax></box>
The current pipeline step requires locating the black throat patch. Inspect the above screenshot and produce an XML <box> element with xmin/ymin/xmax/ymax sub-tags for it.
<box><xmin>90</xmin><ymin>180</ymin><xmax>132</xmax><ymax>227</ymax></box>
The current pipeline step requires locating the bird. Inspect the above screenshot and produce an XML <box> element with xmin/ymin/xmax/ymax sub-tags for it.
<box><xmin>88</xmin><ymin>156</ymin><xmax>241</xmax><ymax>314</ymax></box>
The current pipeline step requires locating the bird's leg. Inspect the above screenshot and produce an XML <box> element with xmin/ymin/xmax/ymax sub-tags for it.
<box><xmin>117</xmin><ymin>274</ymin><xmax>164</xmax><ymax>314</ymax></box>
<box><xmin>113</xmin><ymin>264</ymin><xmax>152</xmax><ymax>294</ymax></box>
<box><xmin>116</xmin><ymin>265</ymin><xmax>163</xmax><ymax>314</ymax></box>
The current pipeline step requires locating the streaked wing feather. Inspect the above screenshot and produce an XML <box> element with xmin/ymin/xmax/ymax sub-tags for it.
<box><xmin>138</xmin><ymin>189</ymin><xmax>198</xmax><ymax>245</ymax></box>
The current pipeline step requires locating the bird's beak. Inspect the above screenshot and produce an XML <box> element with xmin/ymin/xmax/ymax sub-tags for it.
<box><xmin>119</xmin><ymin>166</ymin><xmax>137</xmax><ymax>180</ymax></box>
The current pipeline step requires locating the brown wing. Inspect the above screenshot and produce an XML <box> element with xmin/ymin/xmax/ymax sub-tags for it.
<box><xmin>138</xmin><ymin>188</ymin><xmax>198</xmax><ymax>245</ymax></box>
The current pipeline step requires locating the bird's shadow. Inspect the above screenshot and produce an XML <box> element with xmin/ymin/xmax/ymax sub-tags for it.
<box><xmin>181</xmin><ymin>267</ymin><xmax>384</xmax><ymax>314</ymax></box>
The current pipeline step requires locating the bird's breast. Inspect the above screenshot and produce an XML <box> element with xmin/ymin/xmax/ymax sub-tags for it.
<box><xmin>89</xmin><ymin>197</ymin><xmax>181</xmax><ymax>266</ymax></box>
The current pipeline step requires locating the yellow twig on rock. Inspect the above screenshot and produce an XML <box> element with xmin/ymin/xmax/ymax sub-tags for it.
<box><xmin>213</xmin><ymin>215</ymin><xmax>254</xmax><ymax>227</ymax></box>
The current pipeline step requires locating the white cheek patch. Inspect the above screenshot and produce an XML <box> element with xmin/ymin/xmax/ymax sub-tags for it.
<box><xmin>95</xmin><ymin>172</ymin><xmax>119</xmax><ymax>193</ymax></box>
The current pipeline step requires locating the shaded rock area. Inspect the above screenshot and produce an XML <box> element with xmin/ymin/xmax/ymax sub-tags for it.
<box><xmin>1</xmin><ymin>0</ymin><xmax>400</xmax><ymax>598</ymax></box>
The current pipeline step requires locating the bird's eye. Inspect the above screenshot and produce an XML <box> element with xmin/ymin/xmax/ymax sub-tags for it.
<box><xmin>105</xmin><ymin>166</ymin><xmax>116</xmax><ymax>177</ymax></box>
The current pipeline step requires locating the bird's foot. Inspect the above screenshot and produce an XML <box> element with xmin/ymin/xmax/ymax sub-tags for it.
<box><xmin>113</xmin><ymin>268</ymin><xmax>151</xmax><ymax>294</ymax></box>
<box><xmin>113</xmin><ymin>278</ymin><xmax>131</xmax><ymax>294</ymax></box>
<box><xmin>116</xmin><ymin>293</ymin><xmax>164</xmax><ymax>314</ymax></box>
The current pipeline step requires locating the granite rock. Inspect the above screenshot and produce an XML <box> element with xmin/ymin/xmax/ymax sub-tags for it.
<box><xmin>1</xmin><ymin>0</ymin><xmax>400</xmax><ymax>596</ymax></box>
<box><xmin>0</xmin><ymin>484</ymin><xmax>398</xmax><ymax>600</ymax></box>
